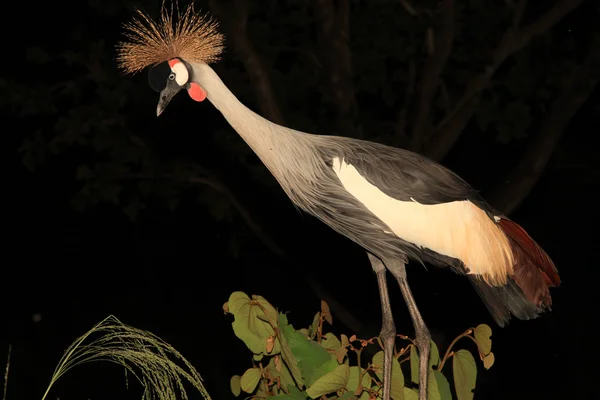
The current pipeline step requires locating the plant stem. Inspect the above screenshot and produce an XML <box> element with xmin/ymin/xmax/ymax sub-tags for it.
<box><xmin>438</xmin><ymin>329</ymin><xmax>472</xmax><ymax>371</ymax></box>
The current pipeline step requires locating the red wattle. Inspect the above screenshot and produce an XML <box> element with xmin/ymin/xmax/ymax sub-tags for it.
<box><xmin>188</xmin><ymin>82</ymin><xmax>207</xmax><ymax>102</ymax></box>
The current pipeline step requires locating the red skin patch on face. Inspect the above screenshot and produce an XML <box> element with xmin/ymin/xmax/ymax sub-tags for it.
<box><xmin>168</xmin><ymin>59</ymin><xmax>180</xmax><ymax>68</ymax></box>
<box><xmin>188</xmin><ymin>82</ymin><xmax>207</xmax><ymax>102</ymax></box>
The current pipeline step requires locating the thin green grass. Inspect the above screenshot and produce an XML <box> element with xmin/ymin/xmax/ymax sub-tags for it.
<box><xmin>41</xmin><ymin>315</ymin><xmax>211</xmax><ymax>400</ymax></box>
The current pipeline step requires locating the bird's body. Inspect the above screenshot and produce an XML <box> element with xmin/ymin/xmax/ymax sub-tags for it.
<box><xmin>195</xmin><ymin>62</ymin><xmax>559</xmax><ymax>325</ymax></box>
<box><xmin>117</xmin><ymin>7</ymin><xmax>560</xmax><ymax>400</ymax></box>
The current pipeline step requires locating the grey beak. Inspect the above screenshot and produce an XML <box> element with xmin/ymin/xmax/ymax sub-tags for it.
<box><xmin>156</xmin><ymin>84</ymin><xmax>183</xmax><ymax>117</ymax></box>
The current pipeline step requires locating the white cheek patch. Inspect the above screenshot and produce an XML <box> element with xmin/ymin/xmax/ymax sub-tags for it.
<box><xmin>172</xmin><ymin>62</ymin><xmax>189</xmax><ymax>86</ymax></box>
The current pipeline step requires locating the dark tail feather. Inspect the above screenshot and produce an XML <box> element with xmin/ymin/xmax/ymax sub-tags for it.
<box><xmin>469</xmin><ymin>218</ymin><xmax>560</xmax><ymax>326</ymax></box>
<box><xmin>469</xmin><ymin>276</ymin><xmax>543</xmax><ymax>327</ymax></box>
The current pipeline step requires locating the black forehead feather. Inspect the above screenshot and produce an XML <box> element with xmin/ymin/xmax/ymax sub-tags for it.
<box><xmin>148</xmin><ymin>61</ymin><xmax>171</xmax><ymax>92</ymax></box>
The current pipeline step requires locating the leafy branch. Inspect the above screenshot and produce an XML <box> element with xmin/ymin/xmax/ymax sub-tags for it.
<box><xmin>225</xmin><ymin>291</ymin><xmax>495</xmax><ymax>400</ymax></box>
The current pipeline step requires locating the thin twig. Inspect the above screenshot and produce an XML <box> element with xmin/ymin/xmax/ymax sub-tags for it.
<box><xmin>2</xmin><ymin>345</ymin><xmax>10</xmax><ymax>400</ymax></box>
<box><xmin>398</xmin><ymin>0</ymin><xmax>418</xmax><ymax>16</ymax></box>
<box><xmin>437</xmin><ymin>329</ymin><xmax>472</xmax><ymax>372</ymax></box>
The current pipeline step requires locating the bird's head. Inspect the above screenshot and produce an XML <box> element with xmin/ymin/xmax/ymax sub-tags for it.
<box><xmin>116</xmin><ymin>2</ymin><xmax>225</xmax><ymax>116</ymax></box>
<box><xmin>147</xmin><ymin>57</ymin><xmax>202</xmax><ymax>117</ymax></box>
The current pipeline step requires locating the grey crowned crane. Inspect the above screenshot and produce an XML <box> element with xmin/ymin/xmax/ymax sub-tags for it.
<box><xmin>116</xmin><ymin>5</ymin><xmax>561</xmax><ymax>400</ymax></box>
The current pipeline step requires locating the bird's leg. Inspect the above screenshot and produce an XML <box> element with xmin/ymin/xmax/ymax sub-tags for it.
<box><xmin>367</xmin><ymin>253</ymin><xmax>395</xmax><ymax>400</ymax></box>
<box><xmin>386</xmin><ymin>259</ymin><xmax>431</xmax><ymax>400</ymax></box>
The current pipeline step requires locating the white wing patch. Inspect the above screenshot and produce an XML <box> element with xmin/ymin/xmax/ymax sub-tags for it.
<box><xmin>331</xmin><ymin>157</ymin><xmax>513</xmax><ymax>284</ymax></box>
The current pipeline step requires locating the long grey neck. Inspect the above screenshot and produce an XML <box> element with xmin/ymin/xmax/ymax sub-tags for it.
<box><xmin>191</xmin><ymin>63</ymin><xmax>308</xmax><ymax>179</ymax></box>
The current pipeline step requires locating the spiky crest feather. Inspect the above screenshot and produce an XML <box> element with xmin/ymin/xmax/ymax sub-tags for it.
<box><xmin>116</xmin><ymin>1</ymin><xmax>225</xmax><ymax>74</ymax></box>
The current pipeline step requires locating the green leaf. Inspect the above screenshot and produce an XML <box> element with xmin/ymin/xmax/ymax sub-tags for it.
<box><xmin>341</xmin><ymin>334</ymin><xmax>350</xmax><ymax>348</ymax></box>
<box><xmin>345</xmin><ymin>366</ymin><xmax>371</xmax><ymax>395</ymax></box>
<box><xmin>298</xmin><ymin>328</ymin><xmax>309</xmax><ymax>338</ymax></box>
<box><xmin>308</xmin><ymin>312</ymin><xmax>320</xmax><ymax>339</ymax></box>
<box><xmin>336</xmin><ymin>334</ymin><xmax>350</xmax><ymax>363</ymax></box>
<box><xmin>279</xmin><ymin>314</ymin><xmax>332</xmax><ymax>386</ymax></box>
<box><xmin>267</xmin><ymin>386</ymin><xmax>307</xmax><ymax>400</ymax></box>
<box><xmin>288</xmin><ymin>386</ymin><xmax>308</xmax><ymax>400</ymax></box>
<box><xmin>372</xmin><ymin>351</ymin><xmax>404</xmax><ymax>400</ymax></box>
<box><xmin>452</xmin><ymin>349</ymin><xmax>477</xmax><ymax>400</ymax></box>
<box><xmin>268</xmin><ymin>356</ymin><xmax>296</xmax><ymax>390</ymax></box>
<box><xmin>308</xmin><ymin>357</ymin><xmax>338</xmax><ymax>387</ymax></box>
<box><xmin>321</xmin><ymin>300</ymin><xmax>332</xmax><ymax>325</ymax></box>
<box><xmin>321</xmin><ymin>332</ymin><xmax>342</xmax><ymax>353</ymax></box>
<box><xmin>430</xmin><ymin>341</ymin><xmax>440</xmax><ymax>368</ymax></box>
<box><xmin>230</xmin><ymin>375</ymin><xmax>241</xmax><ymax>397</ymax></box>
<box><xmin>410</xmin><ymin>345</ymin><xmax>419</xmax><ymax>385</ymax></box>
<box><xmin>278</xmin><ymin>314</ymin><xmax>305</xmax><ymax>388</ymax></box>
<box><xmin>240</xmin><ymin>367</ymin><xmax>262</xmax><ymax>394</ymax></box>
<box><xmin>403</xmin><ymin>387</ymin><xmax>419</xmax><ymax>400</ymax></box>
<box><xmin>305</xmin><ymin>364</ymin><xmax>350</xmax><ymax>399</ymax></box>
<box><xmin>410</xmin><ymin>341</ymin><xmax>440</xmax><ymax>384</ymax></box>
<box><xmin>409</xmin><ymin>342</ymin><xmax>448</xmax><ymax>400</ymax></box>
<box><xmin>226</xmin><ymin>292</ymin><xmax>281</xmax><ymax>356</ymax></box>
<box><xmin>483</xmin><ymin>352</ymin><xmax>495</xmax><ymax>369</ymax></box>
<box><xmin>431</xmin><ymin>371</ymin><xmax>452</xmax><ymax>400</ymax></box>
<box><xmin>256</xmin><ymin>384</ymin><xmax>269</xmax><ymax>400</ymax></box>
<box><xmin>338</xmin><ymin>392</ymin><xmax>354</xmax><ymax>400</ymax></box>
<box><xmin>473</xmin><ymin>324</ymin><xmax>492</xmax><ymax>355</ymax></box>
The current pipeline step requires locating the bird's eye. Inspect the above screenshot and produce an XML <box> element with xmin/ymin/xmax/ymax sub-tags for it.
<box><xmin>168</xmin><ymin>73</ymin><xmax>175</xmax><ymax>80</ymax></box>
